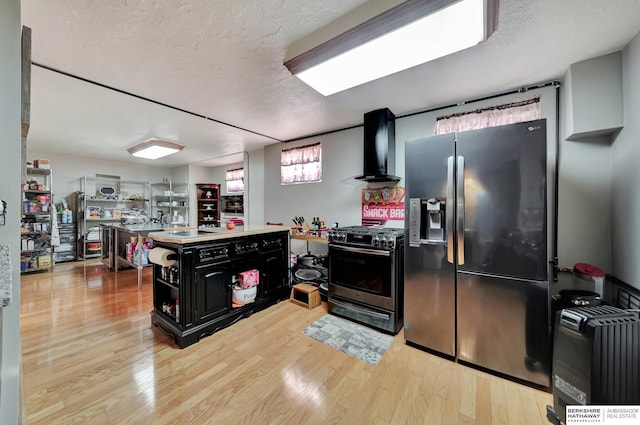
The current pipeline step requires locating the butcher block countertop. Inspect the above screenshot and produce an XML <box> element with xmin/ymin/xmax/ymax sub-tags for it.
<box><xmin>148</xmin><ymin>225</ymin><xmax>289</xmax><ymax>244</ymax></box>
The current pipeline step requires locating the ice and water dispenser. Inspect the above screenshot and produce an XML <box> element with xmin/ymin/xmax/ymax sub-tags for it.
<box><xmin>409</xmin><ymin>198</ymin><xmax>446</xmax><ymax>247</ymax></box>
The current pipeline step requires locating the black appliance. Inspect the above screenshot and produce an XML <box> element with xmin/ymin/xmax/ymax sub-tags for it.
<box><xmin>327</xmin><ymin>225</ymin><xmax>404</xmax><ymax>334</ymax></box>
<box><xmin>550</xmin><ymin>289</ymin><xmax>603</xmax><ymax>360</ymax></box>
<box><xmin>355</xmin><ymin>108</ymin><xmax>400</xmax><ymax>183</ymax></box>
<box><xmin>404</xmin><ymin>119</ymin><xmax>551</xmax><ymax>388</ymax></box>
<box><xmin>548</xmin><ymin>306</ymin><xmax>640</xmax><ymax>424</ymax></box>
<box><xmin>551</xmin><ymin>289</ymin><xmax>602</xmax><ymax>323</ymax></box>
<box><xmin>221</xmin><ymin>195</ymin><xmax>244</xmax><ymax>214</ymax></box>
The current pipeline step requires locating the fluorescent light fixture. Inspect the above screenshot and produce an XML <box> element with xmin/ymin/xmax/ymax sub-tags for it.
<box><xmin>285</xmin><ymin>0</ymin><xmax>498</xmax><ymax>96</ymax></box>
<box><xmin>127</xmin><ymin>138</ymin><xmax>184</xmax><ymax>160</ymax></box>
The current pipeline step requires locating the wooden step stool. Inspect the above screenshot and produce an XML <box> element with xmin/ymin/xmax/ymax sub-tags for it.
<box><xmin>290</xmin><ymin>283</ymin><xmax>321</xmax><ymax>310</ymax></box>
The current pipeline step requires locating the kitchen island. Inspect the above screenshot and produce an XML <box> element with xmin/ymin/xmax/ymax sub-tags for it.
<box><xmin>100</xmin><ymin>223</ymin><xmax>186</xmax><ymax>290</ymax></box>
<box><xmin>148</xmin><ymin>225</ymin><xmax>290</xmax><ymax>348</ymax></box>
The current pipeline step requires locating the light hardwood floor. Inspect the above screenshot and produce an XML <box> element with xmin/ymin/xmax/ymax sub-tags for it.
<box><xmin>20</xmin><ymin>260</ymin><xmax>553</xmax><ymax>424</ymax></box>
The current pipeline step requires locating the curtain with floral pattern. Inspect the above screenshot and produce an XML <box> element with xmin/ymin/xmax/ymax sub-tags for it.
<box><xmin>435</xmin><ymin>97</ymin><xmax>540</xmax><ymax>134</ymax></box>
<box><xmin>281</xmin><ymin>142</ymin><xmax>322</xmax><ymax>184</ymax></box>
<box><xmin>225</xmin><ymin>168</ymin><xmax>244</xmax><ymax>193</ymax></box>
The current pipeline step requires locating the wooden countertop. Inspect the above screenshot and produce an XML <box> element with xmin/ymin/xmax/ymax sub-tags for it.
<box><xmin>148</xmin><ymin>225</ymin><xmax>289</xmax><ymax>244</ymax></box>
<box><xmin>291</xmin><ymin>234</ymin><xmax>328</xmax><ymax>243</ymax></box>
<box><xmin>100</xmin><ymin>223</ymin><xmax>185</xmax><ymax>232</ymax></box>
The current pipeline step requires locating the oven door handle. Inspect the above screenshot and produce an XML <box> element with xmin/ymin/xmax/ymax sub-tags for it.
<box><xmin>331</xmin><ymin>298</ymin><xmax>391</xmax><ymax>320</ymax></box>
<box><xmin>329</xmin><ymin>245</ymin><xmax>392</xmax><ymax>257</ymax></box>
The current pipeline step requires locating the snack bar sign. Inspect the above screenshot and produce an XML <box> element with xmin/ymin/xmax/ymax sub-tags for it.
<box><xmin>361</xmin><ymin>186</ymin><xmax>405</xmax><ymax>225</ymax></box>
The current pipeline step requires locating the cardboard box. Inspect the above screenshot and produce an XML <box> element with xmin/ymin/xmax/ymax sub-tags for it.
<box><xmin>35</xmin><ymin>159</ymin><xmax>50</xmax><ymax>169</ymax></box>
<box><xmin>38</xmin><ymin>255</ymin><xmax>52</xmax><ymax>269</ymax></box>
<box><xmin>238</xmin><ymin>269</ymin><xmax>259</xmax><ymax>288</ymax></box>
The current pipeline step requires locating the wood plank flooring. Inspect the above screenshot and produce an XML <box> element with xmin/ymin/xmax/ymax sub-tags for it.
<box><xmin>20</xmin><ymin>260</ymin><xmax>553</xmax><ymax>424</ymax></box>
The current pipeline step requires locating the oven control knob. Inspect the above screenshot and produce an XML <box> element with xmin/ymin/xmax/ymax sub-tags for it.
<box><xmin>386</xmin><ymin>238</ymin><xmax>394</xmax><ymax>249</ymax></box>
<box><xmin>373</xmin><ymin>236</ymin><xmax>380</xmax><ymax>247</ymax></box>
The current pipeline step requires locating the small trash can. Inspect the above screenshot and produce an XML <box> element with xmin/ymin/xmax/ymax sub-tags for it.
<box><xmin>573</xmin><ymin>262</ymin><xmax>606</xmax><ymax>297</ymax></box>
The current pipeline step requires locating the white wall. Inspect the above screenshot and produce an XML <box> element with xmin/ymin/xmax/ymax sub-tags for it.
<box><xmin>264</xmin><ymin>127</ymin><xmax>364</xmax><ymax>230</ymax></box>
<box><xmin>26</xmin><ymin>150</ymin><xmax>172</xmax><ymax>205</ymax></box>
<box><xmin>264</xmin><ymin>86</ymin><xmax>560</xmax><ymax>259</ymax></box>
<box><xmin>556</xmin><ymin>135</ymin><xmax>612</xmax><ymax>271</ymax></box>
<box><xmin>612</xmin><ymin>32</ymin><xmax>640</xmax><ymax>289</ymax></box>
<box><xmin>264</xmin><ymin>46</ymin><xmax>640</xmax><ymax>286</ymax></box>
<box><xmin>0</xmin><ymin>0</ymin><xmax>23</xmax><ymax>422</ymax></box>
<box><xmin>24</xmin><ymin>151</ymin><xmax>245</xmax><ymax>229</ymax></box>
<box><xmin>23</xmin><ymin>61</ymin><xmax>628</xmax><ymax>283</ymax></box>
<box><xmin>169</xmin><ymin>165</ymin><xmax>189</xmax><ymax>183</ymax></box>
<box><xmin>246</xmin><ymin>150</ymin><xmax>265</xmax><ymax>227</ymax></box>
<box><xmin>187</xmin><ymin>161</ymin><xmax>246</xmax><ymax>226</ymax></box>
<box><xmin>556</xmin><ymin>52</ymin><xmax>632</xmax><ymax>274</ymax></box>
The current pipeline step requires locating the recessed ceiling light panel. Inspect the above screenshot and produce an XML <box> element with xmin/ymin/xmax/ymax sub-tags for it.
<box><xmin>285</xmin><ymin>0</ymin><xmax>498</xmax><ymax>96</ymax></box>
<box><xmin>127</xmin><ymin>139</ymin><xmax>184</xmax><ymax>160</ymax></box>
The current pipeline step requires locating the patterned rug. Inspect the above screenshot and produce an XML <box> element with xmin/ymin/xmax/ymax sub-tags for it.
<box><xmin>302</xmin><ymin>314</ymin><xmax>394</xmax><ymax>365</ymax></box>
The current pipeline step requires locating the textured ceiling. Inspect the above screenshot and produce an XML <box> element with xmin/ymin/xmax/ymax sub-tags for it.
<box><xmin>21</xmin><ymin>0</ymin><xmax>640</xmax><ymax>167</ymax></box>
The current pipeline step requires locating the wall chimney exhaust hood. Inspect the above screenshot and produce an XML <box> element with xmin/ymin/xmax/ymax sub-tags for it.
<box><xmin>355</xmin><ymin>108</ymin><xmax>400</xmax><ymax>183</ymax></box>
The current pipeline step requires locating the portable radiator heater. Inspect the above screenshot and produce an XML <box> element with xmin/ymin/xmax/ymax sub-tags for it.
<box><xmin>548</xmin><ymin>305</ymin><xmax>640</xmax><ymax>424</ymax></box>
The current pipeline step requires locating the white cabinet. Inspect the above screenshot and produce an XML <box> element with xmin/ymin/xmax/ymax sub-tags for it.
<box><xmin>566</xmin><ymin>51</ymin><xmax>623</xmax><ymax>142</ymax></box>
<box><xmin>78</xmin><ymin>176</ymin><xmax>150</xmax><ymax>259</ymax></box>
<box><xmin>151</xmin><ymin>181</ymin><xmax>188</xmax><ymax>226</ymax></box>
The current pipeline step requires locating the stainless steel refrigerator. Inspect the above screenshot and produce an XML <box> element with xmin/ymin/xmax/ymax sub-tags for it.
<box><xmin>404</xmin><ymin>119</ymin><xmax>550</xmax><ymax>387</ymax></box>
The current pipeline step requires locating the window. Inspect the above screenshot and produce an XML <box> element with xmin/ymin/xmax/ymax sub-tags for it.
<box><xmin>281</xmin><ymin>142</ymin><xmax>322</xmax><ymax>184</ymax></box>
<box><xmin>225</xmin><ymin>168</ymin><xmax>244</xmax><ymax>193</ymax></box>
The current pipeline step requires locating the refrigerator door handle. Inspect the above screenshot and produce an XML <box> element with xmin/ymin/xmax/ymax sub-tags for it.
<box><xmin>457</xmin><ymin>155</ymin><xmax>465</xmax><ymax>265</ymax></box>
<box><xmin>446</xmin><ymin>156</ymin><xmax>454</xmax><ymax>263</ymax></box>
<box><xmin>330</xmin><ymin>298</ymin><xmax>391</xmax><ymax>320</ymax></box>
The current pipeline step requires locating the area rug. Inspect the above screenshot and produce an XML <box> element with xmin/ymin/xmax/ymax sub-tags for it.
<box><xmin>302</xmin><ymin>314</ymin><xmax>394</xmax><ymax>365</ymax></box>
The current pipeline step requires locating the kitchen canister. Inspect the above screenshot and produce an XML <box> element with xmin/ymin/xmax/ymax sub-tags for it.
<box><xmin>573</xmin><ymin>262</ymin><xmax>606</xmax><ymax>297</ymax></box>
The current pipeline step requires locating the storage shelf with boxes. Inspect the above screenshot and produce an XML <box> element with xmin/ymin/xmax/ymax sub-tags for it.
<box><xmin>21</xmin><ymin>165</ymin><xmax>53</xmax><ymax>273</ymax></box>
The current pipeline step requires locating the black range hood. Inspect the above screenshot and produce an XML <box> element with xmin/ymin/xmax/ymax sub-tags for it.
<box><xmin>355</xmin><ymin>108</ymin><xmax>400</xmax><ymax>183</ymax></box>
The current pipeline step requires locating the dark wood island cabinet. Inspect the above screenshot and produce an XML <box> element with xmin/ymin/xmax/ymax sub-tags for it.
<box><xmin>148</xmin><ymin>226</ymin><xmax>290</xmax><ymax>348</ymax></box>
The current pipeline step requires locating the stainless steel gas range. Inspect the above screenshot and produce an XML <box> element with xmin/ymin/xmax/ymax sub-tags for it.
<box><xmin>327</xmin><ymin>226</ymin><xmax>404</xmax><ymax>334</ymax></box>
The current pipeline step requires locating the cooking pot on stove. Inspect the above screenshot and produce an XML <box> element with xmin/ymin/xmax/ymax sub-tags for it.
<box><xmin>297</xmin><ymin>253</ymin><xmax>317</xmax><ymax>266</ymax></box>
<box><xmin>556</xmin><ymin>289</ymin><xmax>602</xmax><ymax>306</ymax></box>
<box><xmin>315</xmin><ymin>254</ymin><xmax>327</xmax><ymax>268</ymax></box>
